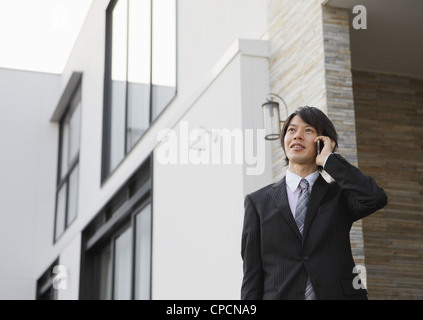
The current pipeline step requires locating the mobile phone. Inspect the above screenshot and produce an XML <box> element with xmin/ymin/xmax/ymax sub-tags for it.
<box><xmin>317</xmin><ymin>140</ymin><xmax>324</xmax><ymax>155</ymax></box>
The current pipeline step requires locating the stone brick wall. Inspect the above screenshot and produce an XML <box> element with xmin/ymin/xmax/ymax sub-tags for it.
<box><xmin>322</xmin><ymin>6</ymin><xmax>357</xmax><ymax>165</ymax></box>
<box><xmin>267</xmin><ymin>0</ymin><xmax>365</xmax><ymax>267</ymax></box>
<box><xmin>322</xmin><ymin>6</ymin><xmax>365</xmax><ymax>266</ymax></box>
<box><xmin>353</xmin><ymin>70</ymin><xmax>423</xmax><ymax>299</ymax></box>
<box><xmin>267</xmin><ymin>0</ymin><xmax>327</xmax><ymax>181</ymax></box>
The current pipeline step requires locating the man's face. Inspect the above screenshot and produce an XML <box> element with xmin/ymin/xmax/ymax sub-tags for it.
<box><xmin>284</xmin><ymin>115</ymin><xmax>319</xmax><ymax>165</ymax></box>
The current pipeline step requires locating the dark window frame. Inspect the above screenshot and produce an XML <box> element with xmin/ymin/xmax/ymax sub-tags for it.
<box><xmin>80</xmin><ymin>156</ymin><xmax>153</xmax><ymax>300</ymax></box>
<box><xmin>101</xmin><ymin>0</ymin><xmax>178</xmax><ymax>183</ymax></box>
<box><xmin>36</xmin><ymin>259</ymin><xmax>59</xmax><ymax>300</ymax></box>
<box><xmin>54</xmin><ymin>81</ymin><xmax>82</xmax><ymax>243</ymax></box>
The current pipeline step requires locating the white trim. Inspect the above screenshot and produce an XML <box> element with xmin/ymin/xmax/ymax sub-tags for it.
<box><xmin>156</xmin><ymin>39</ymin><xmax>269</xmax><ymax>135</ymax></box>
<box><xmin>50</xmin><ymin>72</ymin><xmax>83</xmax><ymax>122</ymax></box>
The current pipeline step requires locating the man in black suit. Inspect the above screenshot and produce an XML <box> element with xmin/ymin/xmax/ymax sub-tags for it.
<box><xmin>241</xmin><ymin>106</ymin><xmax>387</xmax><ymax>300</ymax></box>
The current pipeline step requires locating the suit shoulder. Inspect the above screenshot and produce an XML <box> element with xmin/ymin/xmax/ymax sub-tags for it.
<box><xmin>247</xmin><ymin>181</ymin><xmax>278</xmax><ymax>201</ymax></box>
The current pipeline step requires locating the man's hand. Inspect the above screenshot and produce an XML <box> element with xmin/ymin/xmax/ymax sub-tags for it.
<box><xmin>314</xmin><ymin>136</ymin><xmax>336</xmax><ymax>167</ymax></box>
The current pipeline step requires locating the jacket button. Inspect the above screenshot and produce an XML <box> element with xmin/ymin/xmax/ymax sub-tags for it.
<box><xmin>304</xmin><ymin>256</ymin><xmax>310</xmax><ymax>261</ymax></box>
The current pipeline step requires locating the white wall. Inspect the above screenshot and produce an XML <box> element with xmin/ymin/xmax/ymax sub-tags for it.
<box><xmin>0</xmin><ymin>68</ymin><xmax>61</xmax><ymax>299</ymax></box>
<box><xmin>177</xmin><ymin>0</ymin><xmax>268</xmax><ymax>99</ymax></box>
<box><xmin>152</xmin><ymin>40</ymin><xmax>271</xmax><ymax>299</ymax></box>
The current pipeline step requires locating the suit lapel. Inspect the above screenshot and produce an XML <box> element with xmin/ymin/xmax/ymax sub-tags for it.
<box><xmin>303</xmin><ymin>174</ymin><xmax>330</xmax><ymax>238</ymax></box>
<box><xmin>271</xmin><ymin>177</ymin><xmax>302</xmax><ymax>240</ymax></box>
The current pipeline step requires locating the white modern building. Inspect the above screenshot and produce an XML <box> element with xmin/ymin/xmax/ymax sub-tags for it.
<box><xmin>1</xmin><ymin>0</ymin><xmax>422</xmax><ymax>300</ymax></box>
<box><xmin>1</xmin><ymin>0</ymin><xmax>271</xmax><ymax>300</ymax></box>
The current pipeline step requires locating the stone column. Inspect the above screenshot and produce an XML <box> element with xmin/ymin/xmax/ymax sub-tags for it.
<box><xmin>267</xmin><ymin>0</ymin><xmax>365</xmax><ymax>266</ymax></box>
<box><xmin>322</xmin><ymin>5</ymin><xmax>365</xmax><ymax>268</ymax></box>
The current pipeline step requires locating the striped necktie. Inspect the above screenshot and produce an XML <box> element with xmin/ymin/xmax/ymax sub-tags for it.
<box><xmin>295</xmin><ymin>178</ymin><xmax>316</xmax><ymax>300</ymax></box>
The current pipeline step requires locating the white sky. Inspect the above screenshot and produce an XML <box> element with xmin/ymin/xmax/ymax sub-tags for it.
<box><xmin>0</xmin><ymin>0</ymin><xmax>93</xmax><ymax>74</ymax></box>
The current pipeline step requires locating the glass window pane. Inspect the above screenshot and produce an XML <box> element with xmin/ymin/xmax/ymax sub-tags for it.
<box><xmin>112</xmin><ymin>0</ymin><xmax>128</xmax><ymax>83</ymax></box>
<box><xmin>114</xmin><ymin>226</ymin><xmax>133</xmax><ymax>300</ymax></box>
<box><xmin>110</xmin><ymin>0</ymin><xmax>128</xmax><ymax>171</ymax></box>
<box><xmin>69</xmin><ymin>102</ymin><xmax>81</xmax><ymax>164</ymax></box>
<box><xmin>67</xmin><ymin>164</ymin><xmax>79</xmax><ymax>226</ymax></box>
<box><xmin>151</xmin><ymin>84</ymin><xmax>176</xmax><ymax>120</ymax></box>
<box><xmin>110</xmin><ymin>87</ymin><xmax>126</xmax><ymax>171</ymax></box>
<box><xmin>134</xmin><ymin>203</ymin><xmax>152</xmax><ymax>300</ymax></box>
<box><xmin>60</xmin><ymin>123</ymin><xmax>69</xmax><ymax>179</ymax></box>
<box><xmin>151</xmin><ymin>0</ymin><xmax>176</xmax><ymax>119</ymax></box>
<box><xmin>55</xmin><ymin>183</ymin><xmax>67</xmax><ymax>241</ymax></box>
<box><xmin>128</xmin><ymin>0</ymin><xmax>151</xmax><ymax>85</ymax></box>
<box><xmin>127</xmin><ymin>83</ymin><xmax>150</xmax><ymax>150</ymax></box>
<box><xmin>127</xmin><ymin>0</ymin><xmax>151</xmax><ymax>150</ymax></box>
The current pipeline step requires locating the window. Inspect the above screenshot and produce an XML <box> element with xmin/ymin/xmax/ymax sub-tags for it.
<box><xmin>80</xmin><ymin>157</ymin><xmax>152</xmax><ymax>300</ymax></box>
<box><xmin>102</xmin><ymin>0</ymin><xmax>177</xmax><ymax>180</ymax></box>
<box><xmin>54</xmin><ymin>83</ymin><xmax>81</xmax><ymax>242</ymax></box>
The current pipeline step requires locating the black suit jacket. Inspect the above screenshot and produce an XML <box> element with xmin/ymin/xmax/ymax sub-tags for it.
<box><xmin>241</xmin><ymin>153</ymin><xmax>387</xmax><ymax>300</ymax></box>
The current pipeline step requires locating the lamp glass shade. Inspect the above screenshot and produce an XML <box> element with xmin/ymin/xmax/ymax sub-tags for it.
<box><xmin>262</xmin><ymin>101</ymin><xmax>281</xmax><ymax>140</ymax></box>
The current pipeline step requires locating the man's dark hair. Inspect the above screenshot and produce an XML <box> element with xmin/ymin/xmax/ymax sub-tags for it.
<box><xmin>280</xmin><ymin>106</ymin><xmax>338</xmax><ymax>167</ymax></box>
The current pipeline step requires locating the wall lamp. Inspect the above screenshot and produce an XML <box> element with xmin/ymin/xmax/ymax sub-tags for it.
<box><xmin>261</xmin><ymin>93</ymin><xmax>288</xmax><ymax>140</ymax></box>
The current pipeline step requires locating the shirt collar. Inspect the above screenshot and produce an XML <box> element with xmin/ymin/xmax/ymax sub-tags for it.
<box><xmin>286</xmin><ymin>169</ymin><xmax>319</xmax><ymax>193</ymax></box>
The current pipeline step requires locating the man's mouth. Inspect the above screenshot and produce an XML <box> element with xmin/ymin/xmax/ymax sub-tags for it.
<box><xmin>290</xmin><ymin>143</ymin><xmax>305</xmax><ymax>149</ymax></box>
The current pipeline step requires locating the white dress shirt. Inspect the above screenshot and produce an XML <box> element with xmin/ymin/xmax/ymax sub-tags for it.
<box><xmin>285</xmin><ymin>154</ymin><xmax>332</xmax><ymax>217</ymax></box>
<box><xmin>285</xmin><ymin>170</ymin><xmax>320</xmax><ymax>218</ymax></box>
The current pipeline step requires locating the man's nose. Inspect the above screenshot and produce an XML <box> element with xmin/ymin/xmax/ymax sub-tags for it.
<box><xmin>293</xmin><ymin>130</ymin><xmax>304</xmax><ymax>139</ymax></box>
